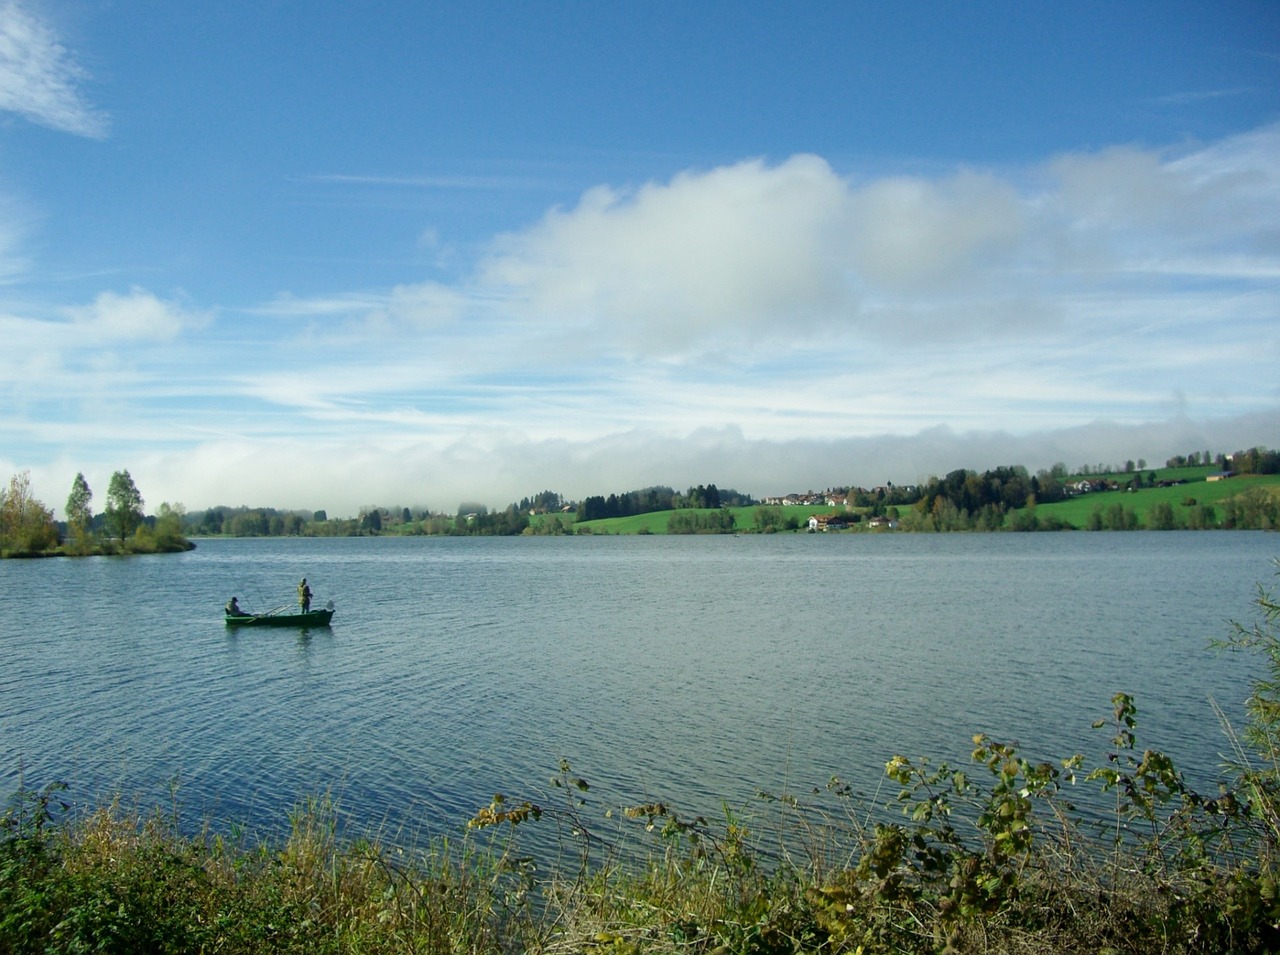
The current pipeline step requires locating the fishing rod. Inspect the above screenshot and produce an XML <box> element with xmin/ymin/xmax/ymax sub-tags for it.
<box><xmin>239</xmin><ymin>583</ymin><xmax>286</xmax><ymax>616</ymax></box>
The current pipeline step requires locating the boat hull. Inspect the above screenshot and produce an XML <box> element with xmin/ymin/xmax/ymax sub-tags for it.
<box><xmin>225</xmin><ymin>608</ymin><xmax>334</xmax><ymax>627</ymax></box>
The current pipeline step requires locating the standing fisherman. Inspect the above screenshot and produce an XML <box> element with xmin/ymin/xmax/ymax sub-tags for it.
<box><xmin>298</xmin><ymin>577</ymin><xmax>312</xmax><ymax>612</ymax></box>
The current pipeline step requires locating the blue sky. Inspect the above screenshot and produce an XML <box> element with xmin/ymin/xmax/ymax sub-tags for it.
<box><xmin>2</xmin><ymin>1</ymin><xmax>1278</xmax><ymax>517</ymax></box>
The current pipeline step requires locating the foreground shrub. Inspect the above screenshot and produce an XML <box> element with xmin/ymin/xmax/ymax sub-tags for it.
<box><xmin>0</xmin><ymin>789</ymin><xmax>545</xmax><ymax>955</ymax></box>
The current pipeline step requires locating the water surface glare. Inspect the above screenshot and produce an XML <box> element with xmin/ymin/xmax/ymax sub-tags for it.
<box><xmin>2</xmin><ymin>532</ymin><xmax>1275</xmax><ymax>839</ymax></box>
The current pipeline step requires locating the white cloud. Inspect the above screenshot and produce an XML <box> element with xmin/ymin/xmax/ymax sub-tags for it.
<box><xmin>1048</xmin><ymin>146</ymin><xmax>1185</xmax><ymax>232</ymax></box>
<box><xmin>477</xmin><ymin>128</ymin><xmax>1279</xmax><ymax>360</ymax></box>
<box><xmin>0</xmin><ymin>310</ymin><xmax>61</xmax><ymax>387</ymax></box>
<box><xmin>368</xmin><ymin>281</ymin><xmax>469</xmax><ymax>331</ymax></box>
<box><xmin>253</xmin><ymin>291</ymin><xmax>389</xmax><ymax>318</ymax></box>
<box><xmin>65</xmin><ymin>287</ymin><xmax>207</xmax><ymax>342</ymax></box>
<box><xmin>481</xmin><ymin>154</ymin><xmax>853</xmax><ymax>354</ymax></box>
<box><xmin>0</xmin><ymin>287</ymin><xmax>211</xmax><ymax>410</ymax></box>
<box><xmin>845</xmin><ymin>170</ymin><xmax>1025</xmax><ymax>292</ymax></box>
<box><xmin>1045</xmin><ymin>125</ymin><xmax>1280</xmax><ymax>269</ymax></box>
<box><xmin>20</xmin><ymin>407</ymin><xmax>1275</xmax><ymax>521</ymax></box>
<box><xmin>0</xmin><ymin>0</ymin><xmax>106</xmax><ymax>138</ymax></box>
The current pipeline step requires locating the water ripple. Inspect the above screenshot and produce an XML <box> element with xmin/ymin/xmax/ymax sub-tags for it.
<box><xmin>0</xmin><ymin>533</ymin><xmax>1272</xmax><ymax>839</ymax></box>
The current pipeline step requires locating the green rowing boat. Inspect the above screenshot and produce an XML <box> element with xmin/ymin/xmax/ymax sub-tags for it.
<box><xmin>225</xmin><ymin>603</ymin><xmax>335</xmax><ymax>627</ymax></box>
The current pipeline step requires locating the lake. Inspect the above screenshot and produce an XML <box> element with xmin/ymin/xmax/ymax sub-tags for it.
<box><xmin>2</xmin><ymin>532</ymin><xmax>1276</xmax><ymax>846</ymax></box>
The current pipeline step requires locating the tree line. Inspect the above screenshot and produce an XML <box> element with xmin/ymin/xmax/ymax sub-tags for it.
<box><xmin>190</xmin><ymin>505</ymin><xmax>316</xmax><ymax>537</ymax></box>
<box><xmin>0</xmin><ymin>469</ymin><xmax>191</xmax><ymax>558</ymax></box>
<box><xmin>1227</xmin><ymin>446</ymin><xmax>1280</xmax><ymax>475</ymax></box>
<box><xmin>1159</xmin><ymin>446</ymin><xmax>1279</xmax><ymax>474</ymax></box>
<box><xmin>576</xmin><ymin>484</ymin><xmax>755</xmax><ymax>523</ymax></box>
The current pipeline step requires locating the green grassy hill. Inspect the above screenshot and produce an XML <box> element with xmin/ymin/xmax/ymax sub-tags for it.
<box><xmin>561</xmin><ymin>504</ymin><xmax>841</xmax><ymax>535</ymax></box>
<box><xmin>1018</xmin><ymin>472</ymin><xmax>1280</xmax><ymax>529</ymax></box>
<box><xmin>529</xmin><ymin>465</ymin><xmax>1280</xmax><ymax>535</ymax></box>
<box><xmin>558</xmin><ymin>473</ymin><xmax>1280</xmax><ymax>535</ymax></box>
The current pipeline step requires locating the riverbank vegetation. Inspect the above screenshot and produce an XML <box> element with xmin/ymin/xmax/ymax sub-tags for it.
<box><xmin>5</xmin><ymin>571</ymin><xmax>1280</xmax><ymax>953</ymax></box>
<box><xmin>0</xmin><ymin>469</ymin><xmax>193</xmax><ymax>558</ymax></box>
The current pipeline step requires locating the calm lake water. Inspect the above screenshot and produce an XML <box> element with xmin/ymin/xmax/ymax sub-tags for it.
<box><xmin>2</xmin><ymin>532</ymin><xmax>1277</xmax><ymax>844</ymax></box>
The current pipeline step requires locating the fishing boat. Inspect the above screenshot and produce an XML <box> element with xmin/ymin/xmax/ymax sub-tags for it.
<box><xmin>225</xmin><ymin>601</ymin><xmax>335</xmax><ymax>627</ymax></box>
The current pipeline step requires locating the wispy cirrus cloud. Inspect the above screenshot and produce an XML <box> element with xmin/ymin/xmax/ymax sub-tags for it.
<box><xmin>1153</xmin><ymin>87</ymin><xmax>1256</xmax><ymax>106</ymax></box>
<box><xmin>0</xmin><ymin>0</ymin><xmax>106</xmax><ymax>138</ymax></box>
<box><xmin>0</xmin><ymin>192</ymin><xmax>31</xmax><ymax>280</ymax></box>
<box><xmin>254</xmin><ymin>283</ymin><xmax>468</xmax><ymax>330</ymax></box>
<box><xmin>306</xmin><ymin>172</ymin><xmax>560</xmax><ymax>192</ymax></box>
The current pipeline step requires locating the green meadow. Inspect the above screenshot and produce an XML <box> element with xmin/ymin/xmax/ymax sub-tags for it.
<box><xmin>1020</xmin><ymin>472</ymin><xmax>1280</xmax><ymax>530</ymax></box>
<box><xmin>561</xmin><ymin>504</ymin><xmax>834</xmax><ymax>535</ymax></box>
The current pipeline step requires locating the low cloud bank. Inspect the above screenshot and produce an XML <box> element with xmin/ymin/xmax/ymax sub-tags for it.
<box><xmin>14</xmin><ymin>409</ymin><xmax>1276</xmax><ymax>520</ymax></box>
